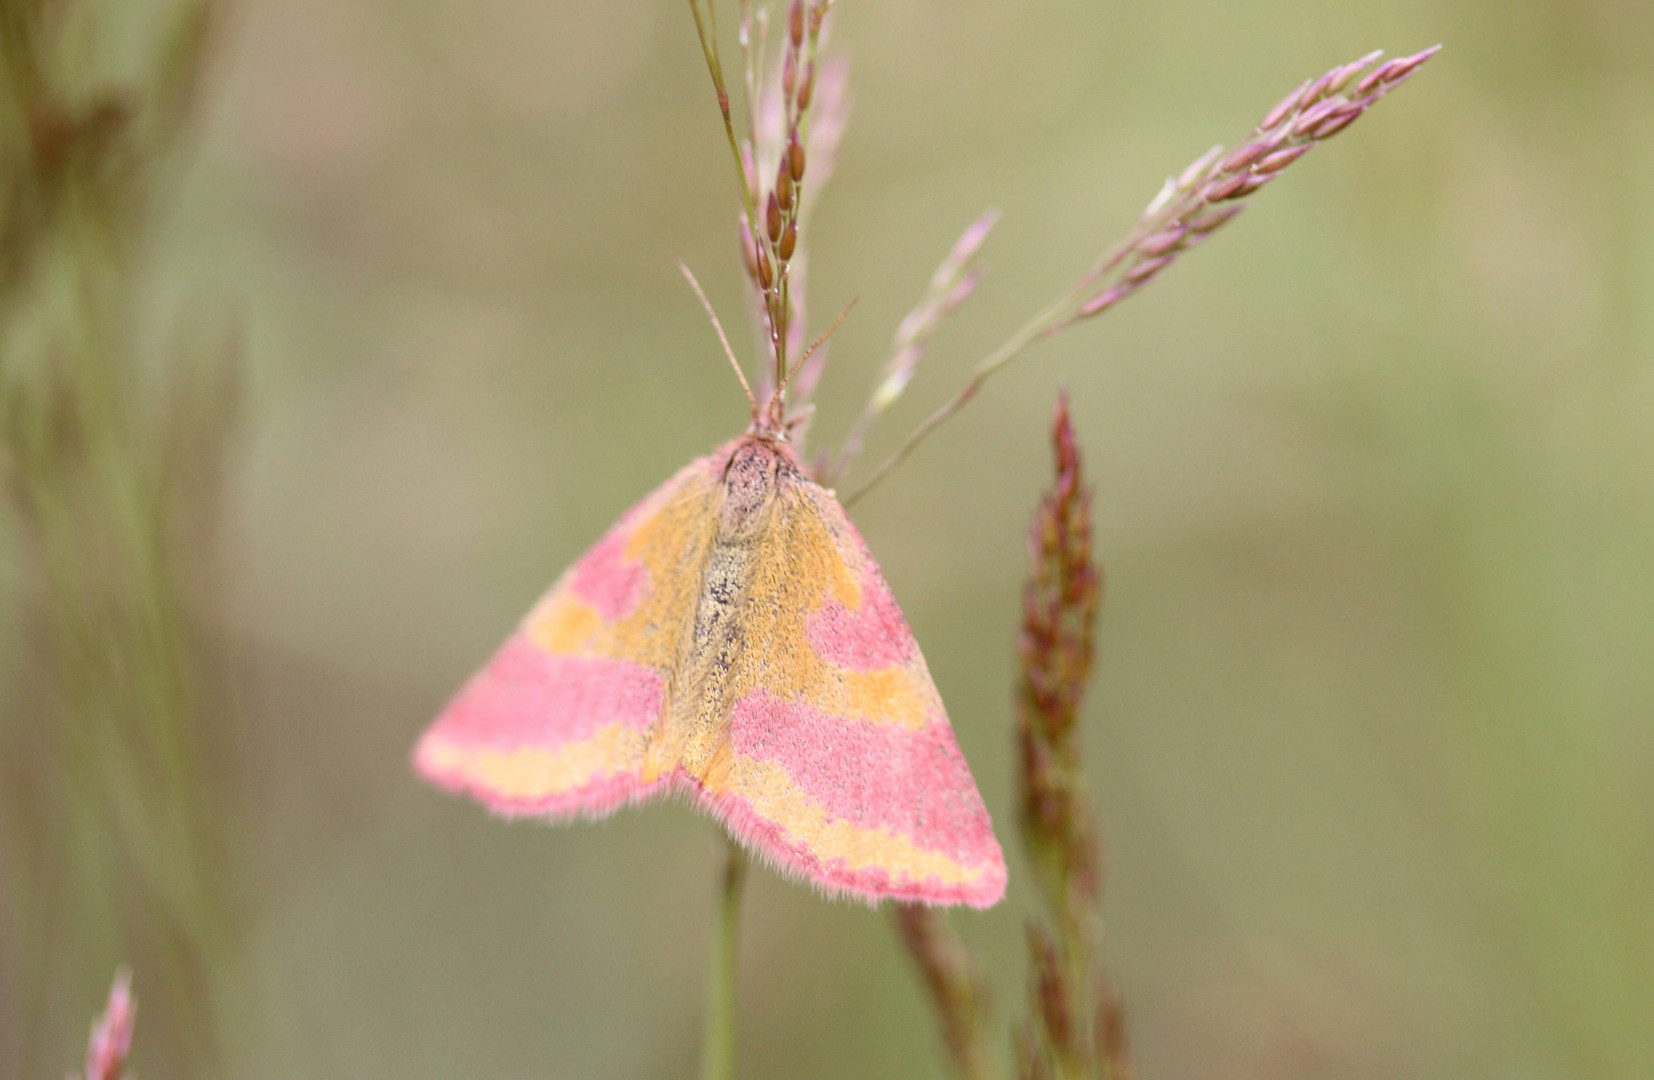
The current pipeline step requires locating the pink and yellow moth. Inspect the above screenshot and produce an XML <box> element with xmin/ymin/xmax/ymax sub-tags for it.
<box><xmin>413</xmin><ymin>428</ymin><xmax>1006</xmax><ymax>908</ymax></box>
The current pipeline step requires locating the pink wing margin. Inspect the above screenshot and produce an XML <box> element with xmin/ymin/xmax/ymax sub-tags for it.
<box><xmin>412</xmin><ymin>452</ymin><xmax>721</xmax><ymax>821</ymax></box>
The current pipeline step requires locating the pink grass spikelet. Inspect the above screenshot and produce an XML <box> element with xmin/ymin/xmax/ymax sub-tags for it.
<box><xmin>78</xmin><ymin>969</ymin><xmax>136</xmax><ymax>1080</ymax></box>
<box><xmin>1096</xmin><ymin>985</ymin><xmax>1134</xmax><ymax>1080</ymax></box>
<box><xmin>1301</xmin><ymin>69</ymin><xmax>1339</xmax><ymax>107</ymax></box>
<box><xmin>943</xmin><ymin>266</ymin><xmax>986</xmax><ymax>310</ymax></box>
<box><xmin>738</xmin><ymin>215</ymin><xmax>760</xmax><ymax>281</ymax></box>
<box><xmin>1391</xmin><ymin>45</ymin><xmax>1444</xmax><ymax>77</ymax></box>
<box><xmin>1029</xmin><ymin>923</ymin><xmax>1075</xmax><ymax>1061</ymax></box>
<box><xmin>1356</xmin><ymin>63</ymin><xmax>1395</xmax><ymax>95</ymax></box>
<box><xmin>1201</xmin><ymin>172</ymin><xmax>1250</xmax><ymax>202</ymax></box>
<box><xmin>1360</xmin><ymin>45</ymin><xmax>1440</xmax><ymax>94</ymax></box>
<box><xmin>1329</xmin><ymin>49</ymin><xmax>1386</xmax><ymax>94</ymax></box>
<box><xmin>1134</xmin><ymin>225</ymin><xmax>1186</xmax><ymax>258</ymax></box>
<box><xmin>1122</xmin><ymin>253</ymin><xmax>1174</xmax><ymax>285</ymax></box>
<box><xmin>1185</xmin><ymin>202</ymin><xmax>1246</xmax><ymax>233</ymax></box>
<box><xmin>1220</xmin><ymin>139</ymin><xmax>1274</xmax><ymax>173</ymax></box>
<box><xmin>1292</xmin><ymin>95</ymin><xmax>1346</xmax><ymax>136</ymax></box>
<box><xmin>797</xmin><ymin>60</ymin><xmax>815</xmax><ymax>110</ymax></box>
<box><xmin>1253</xmin><ymin>143</ymin><xmax>1312</xmax><ymax>174</ymax></box>
<box><xmin>1175</xmin><ymin>143</ymin><xmax>1226</xmax><ymax>191</ymax></box>
<box><xmin>1259</xmin><ymin>78</ymin><xmax>1312</xmax><ymax>132</ymax></box>
<box><xmin>1077</xmin><ymin>285</ymin><xmax>1128</xmax><ymax>319</ymax></box>
<box><xmin>1309</xmin><ymin>108</ymin><xmax>1363</xmax><ymax>140</ymax></box>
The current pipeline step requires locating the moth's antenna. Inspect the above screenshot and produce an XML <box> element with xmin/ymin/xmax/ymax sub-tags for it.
<box><xmin>680</xmin><ymin>261</ymin><xmax>759</xmax><ymax>422</ymax></box>
<box><xmin>771</xmin><ymin>296</ymin><xmax>857</xmax><ymax>423</ymax></box>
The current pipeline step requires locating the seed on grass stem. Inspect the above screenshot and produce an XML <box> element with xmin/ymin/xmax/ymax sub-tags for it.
<box><xmin>1292</xmin><ymin>96</ymin><xmax>1346</xmax><ymax>136</ymax></box>
<box><xmin>739</xmin><ymin>219</ymin><xmax>760</xmax><ymax>279</ymax></box>
<box><xmin>1135</xmin><ymin>227</ymin><xmax>1185</xmax><ymax>258</ymax></box>
<box><xmin>788</xmin><ymin>133</ymin><xmax>805</xmax><ymax>182</ymax></box>
<box><xmin>1310</xmin><ymin>109</ymin><xmax>1362</xmax><ymax>139</ymax></box>
<box><xmin>797</xmin><ymin>61</ymin><xmax>814</xmax><ymax>109</ymax></box>
<box><xmin>1253</xmin><ymin>144</ymin><xmax>1310</xmax><ymax>173</ymax></box>
<box><xmin>1201</xmin><ymin>174</ymin><xmax>1249</xmax><ymax>202</ymax></box>
<box><xmin>1220</xmin><ymin>140</ymin><xmax>1273</xmax><ymax>173</ymax></box>
<box><xmin>1078</xmin><ymin>286</ymin><xmax>1127</xmax><ymax>318</ymax></box>
<box><xmin>1329</xmin><ymin>49</ymin><xmax>1385</xmax><ymax>93</ymax></box>
<box><xmin>1259</xmin><ymin>79</ymin><xmax>1311</xmax><ymax>131</ymax></box>
<box><xmin>1185</xmin><ymin>202</ymin><xmax>1246</xmax><ymax>234</ymax></box>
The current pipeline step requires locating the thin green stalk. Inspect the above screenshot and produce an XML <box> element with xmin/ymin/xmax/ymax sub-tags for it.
<box><xmin>701</xmin><ymin>839</ymin><xmax>748</xmax><ymax>1080</ymax></box>
<box><xmin>839</xmin><ymin>200</ymin><xmax>1148</xmax><ymax>508</ymax></box>
<box><xmin>687</xmin><ymin>0</ymin><xmax>780</xmax><ymax>377</ymax></box>
<box><xmin>842</xmin><ymin>295</ymin><xmax>1066</xmax><ymax>508</ymax></box>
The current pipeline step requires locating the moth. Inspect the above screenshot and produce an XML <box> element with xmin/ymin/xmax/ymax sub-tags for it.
<box><xmin>413</xmin><ymin>410</ymin><xmax>1006</xmax><ymax>907</ymax></box>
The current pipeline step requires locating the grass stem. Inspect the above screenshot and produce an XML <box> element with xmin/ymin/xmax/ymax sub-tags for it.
<box><xmin>701</xmin><ymin>838</ymin><xmax>749</xmax><ymax>1080</ymax></box>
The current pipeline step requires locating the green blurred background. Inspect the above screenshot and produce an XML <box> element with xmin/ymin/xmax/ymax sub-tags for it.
<box><xmin>3</xmin><ymin>0</ymin><xmax>1651</xmax><ymax>1077</ymax></box>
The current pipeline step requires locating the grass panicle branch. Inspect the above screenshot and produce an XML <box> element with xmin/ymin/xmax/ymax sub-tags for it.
<box><xmin>689</xmin><ymin>0</ymin><xmax>758</xmax><ymax>250</ymax></box>
<box><xmin>843</xmin><ymin>45</ymin><xmax>1439</xmax><ymax>507</ymax></box>
<box><xmin>828</xmin><ymin>208</ymin><xmax>998</xmax><ymax>484</ymax></box>
<box><xmin>1063</xmin><ymin>44</ymin><xmax>1439</xmax><ymax>324</ymax></box>
<box><xmin>894</xmin><ymin>904</ymin><xmax>995</xmax><ymax>1080</ymax></box>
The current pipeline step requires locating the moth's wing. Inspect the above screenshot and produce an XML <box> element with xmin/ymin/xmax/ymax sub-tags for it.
<box><xmin>414</xmin><ymin>448</ymin><xmax>726</xmax><ymax>819</ymax></box>
<box><xmin>692</xmin><ymin>479</ymin><xmax>1007</xmax><ymax>907</ymax></box>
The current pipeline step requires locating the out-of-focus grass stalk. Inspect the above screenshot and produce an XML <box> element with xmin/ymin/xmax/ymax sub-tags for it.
<box><xmin>0</xmin><ymin>3</ymin><xmax>241</xmax><ymax>1077</ymax></box>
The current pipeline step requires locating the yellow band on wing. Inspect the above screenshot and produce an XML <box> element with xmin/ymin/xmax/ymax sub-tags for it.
<box><xmin>706</xmin><ymin>757</ymin><xmax>991</xmax><ymax>890</ymax></box>
<box><xmin>525</xmin><ymin>591</ymin><xmax>606</xmax><ymax>655</ymax></box>
<box><xmin>419</xmin><ymin>723</ymin><xmax>647</xmax><ymax>803</ymax></box>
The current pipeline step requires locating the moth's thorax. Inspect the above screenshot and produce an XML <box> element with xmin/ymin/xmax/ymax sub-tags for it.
<box><xmin>652</xmin><ymin>436</ymin><xmax>793</xmax><ymax>778</ymax></box>
<box><xmin>717</xmin><ymin>435</ymin><xmax>799</xmax><ymax>540</ymax></box>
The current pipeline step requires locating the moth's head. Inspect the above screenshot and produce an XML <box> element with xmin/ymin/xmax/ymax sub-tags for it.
<box><xmin>748</xmin><ymin>390</ymin><xmax>811</xmax><ymax>442</ymax></box>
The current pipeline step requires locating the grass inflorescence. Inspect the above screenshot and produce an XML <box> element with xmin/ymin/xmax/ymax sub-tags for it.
<box><xmin>841</xmin><ymin>45</ymin><xmax>1439</xmax><ymax>506</ymax></box>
